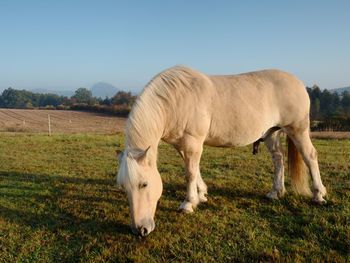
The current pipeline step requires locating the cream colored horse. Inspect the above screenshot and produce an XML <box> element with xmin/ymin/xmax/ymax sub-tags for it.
<box><xmin>117</xmin><ymin>66</ymin><xmax>327</xmax><ymax>237</ymax></box>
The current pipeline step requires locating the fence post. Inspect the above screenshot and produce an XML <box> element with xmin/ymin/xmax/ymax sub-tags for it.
<box><xmin>48</xmin><ymin>114</ymin><xmax>51</xmax><ymax>136</ymax></box>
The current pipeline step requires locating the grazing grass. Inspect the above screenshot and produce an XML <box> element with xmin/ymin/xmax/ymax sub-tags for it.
<box><xmin>0</xmin><ymin>133</ymin><xmax>349</xmax><ymax>262</ymax></box>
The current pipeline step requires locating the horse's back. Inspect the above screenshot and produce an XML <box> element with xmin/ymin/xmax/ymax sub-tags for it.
<box><xmin>205</xmin><ymin>69</ymin><xmax>309</xmax><ymax>146</ymax></box>
<box><xmin>160</xmin><ymin>67</ymin><xmax>309</xmax><ymax>148</ymax></box>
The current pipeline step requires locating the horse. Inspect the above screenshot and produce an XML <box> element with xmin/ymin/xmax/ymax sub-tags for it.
<box><xmin>117</xmin><ymin>66</ymin><xmax>327</xmax><ymax>237</ymax></box>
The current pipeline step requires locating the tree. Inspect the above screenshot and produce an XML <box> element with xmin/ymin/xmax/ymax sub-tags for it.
<box><xmin>311</xmin><ymin>98</ymin><xmax>321</xmax><ymax>119</ymax></box>
<box><xmin>0</xmin><ymin>88</ymin><xmax>31</xmax><ymax>108</ymax></box>
<box><xmin>101</xmin><ymin>97</ymin><xmax>112</xmax><ymax>106</ymax></box>
<box><xmin>307</xmin><ymin>85</ymin><xmax>323</xmax><ymax>120</ymax></box>
<box><xmin>341</xmin><ymin>91</ymin><xmax>350</xmax><ymax>116</ymax></box>
<box><xmin>111</xmin><ymin>91</ymin><xmax>135</xmax><ymax>106</ymax></box>
<box><xmin>39</xmin><ymin>93</ymin><xmax>62</xmax><ymax>107</ymax></box>
<box><xmin>72</xmin><ymin>88</ymin><xmax>92</xmax><ymax>104</ymax></box>
<box><xmin>319</xmin><ymin>89</ymin><xmax>334</xmax><ymax>118</ymax></box>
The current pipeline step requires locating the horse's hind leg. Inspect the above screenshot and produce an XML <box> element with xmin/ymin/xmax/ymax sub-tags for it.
<box><xmin>265</xmin><ymin>130</ymin><xmax>286</xmax><ymax>199</ymax></box>
<box><xmin>179</xmin><ymin>135</ymin><xmax>204</xmax><ymax>213</ymax></box>
<box><xmin>284</xmin><ymin>125</ymin><xmax>327</xmax><ymax>203</ymax></box>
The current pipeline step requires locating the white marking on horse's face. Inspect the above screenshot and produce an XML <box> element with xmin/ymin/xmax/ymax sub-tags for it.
<box><xmin>117</xmin><ymin>148</ymin><xmax>162</xmax><ymax>237</ymax></box>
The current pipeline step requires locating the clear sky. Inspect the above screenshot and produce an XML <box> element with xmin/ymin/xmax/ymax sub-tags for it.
<box><xmin>0</xmin><ymin>0</ymin><xmax>349</xmax><ymax>92</ymax></box>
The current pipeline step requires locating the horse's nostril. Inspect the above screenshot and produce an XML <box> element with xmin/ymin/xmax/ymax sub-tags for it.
<box><xmin>139</xmin><ymin>226</ymin><xmax>148</xmax><ymax>237</ymax></box>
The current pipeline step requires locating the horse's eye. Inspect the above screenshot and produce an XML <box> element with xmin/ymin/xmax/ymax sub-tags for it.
<box><xmin>139</xmin><ymin>182</ymin><xmax>148</xmax><ymax>189</ymax></box>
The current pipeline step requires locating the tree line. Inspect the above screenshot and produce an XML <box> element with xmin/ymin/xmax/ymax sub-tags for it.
<box><xmin>307</xmin><ymin>85</ymin><xmax>350</xmax><ymax>131</ymax></box>
<box><xmin>0</xmin><ymin>87</ymin><xmax>136</xmax><ymax>117</ymax></box>
<box><xmin>1</xmin><ymin>86</ymin><xmax>350</xmax><ymax>130</ymax></box>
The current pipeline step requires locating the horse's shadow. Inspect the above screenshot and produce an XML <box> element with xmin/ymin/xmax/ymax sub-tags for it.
<box><xmin>162</xmin><ymin>180</ymin><xmax>267</xmax><ymax>201</ymax></box>
<box><xmin>160</xmin><ymin>180</ymin><xmax>270</xmax><ymax>215</ymax></box>
<box><xmin>0</xmin><ymin>171</ymin><xmax>130</xmax><ymax>238</ymax></box>
<box><xmin>0</xmin><ymin>204</ymin><xmax>130</xmax><ymax>235</ymax></box>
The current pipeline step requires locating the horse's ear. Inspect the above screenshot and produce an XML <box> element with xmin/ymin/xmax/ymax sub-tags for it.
<box><xmin>116</xmin><ymin>150</ymin><xmax>123</xmax><ymax>163</ymax></box>
<box><xmin>127</xmin><ymin>146</ymin><xmax>150</xmax><ymax>165</ymax></box>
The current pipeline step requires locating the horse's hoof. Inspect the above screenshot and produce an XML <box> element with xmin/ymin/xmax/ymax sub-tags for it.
<box><xmin>313</xmin><ymin>196</ymin><xmax>327</xmax><ymax>204</ymax></box>
<box><xmin>199</xmin><ymin>194</ymin><xmax>208</xmax><ymax>203</ymax></box>
<box><xmin>266</xmin><ymin>191</ymin><xmax>279</xmax><ymax>200</ymax></box>
<box><xmin>313</xmin><ymin>187</ymin><xmax>327</xmax><ymax>204</ymax></box>
<box><xmin>179</xmin><ymin>201</ymin><xmax>194</xmax><ymax>213</ymax></box>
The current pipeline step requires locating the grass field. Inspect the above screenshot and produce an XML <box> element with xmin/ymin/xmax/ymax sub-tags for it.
<box><xmin>0</xmin><ymin>132</ymin><xmax>349</xmax><ymax>262</ymax></box>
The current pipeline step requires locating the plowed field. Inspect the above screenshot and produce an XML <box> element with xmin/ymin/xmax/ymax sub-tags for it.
<box><xmin>0</xmin><ymin>109</ymin><xmax>126</xmax><ymax>134</ymax></box>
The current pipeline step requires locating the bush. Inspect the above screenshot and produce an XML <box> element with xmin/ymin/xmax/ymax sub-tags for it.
<box><xmin>69</xmin><ymin>103</ymin><xmax>131</xmax><ymax>117</ymax></box>
<box><xmin>311</xmin><ymin>117</ymin><xmax>350</xmax><ymax>131</ymax></box>
<box><xmin>56</xmin><ymin>104</ymin><xmax>70</xmax><ymax>110</ymax></box>
<box><xmin>42</xmin><ymin>105</ymin><xmax>56</xmax><ymax>110</ymax></box>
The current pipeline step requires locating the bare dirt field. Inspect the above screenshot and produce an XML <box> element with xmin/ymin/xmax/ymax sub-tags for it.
<box><xmin>311</xmin><ymin>131</ymin><xmax>350</xmax><ymax>139</ymax></box>
<box><xmin>0</xmin><ymin>109</ymin><xmax>126</xmax><ymax>134</ymax></box>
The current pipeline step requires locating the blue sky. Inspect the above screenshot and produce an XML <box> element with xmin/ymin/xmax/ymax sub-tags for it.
<box><xmin>0</xmin><ymin>0</ymin><xmax>349</xmax><ymax>92</ymax></box>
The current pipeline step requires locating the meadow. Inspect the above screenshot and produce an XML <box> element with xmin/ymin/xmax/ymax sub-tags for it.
<box><xmin>0</xmin><ymin>130</ymin><xmax>349</xmax><ymax>262</ymax></box>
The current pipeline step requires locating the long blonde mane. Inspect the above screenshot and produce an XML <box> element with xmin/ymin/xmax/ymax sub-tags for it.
<box><xmin>126</xmin><ymin>66</ymin><xmax>206</xmax><ymax>149</ymax></box>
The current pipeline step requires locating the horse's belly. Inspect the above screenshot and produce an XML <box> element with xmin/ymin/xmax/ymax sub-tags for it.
<box><xmin>204</xmin><ymin>137</ymin><xmax>245</xmax><ymax>147</ymax></box>
<box><xmin>204</xmin><ymin>128</ymin><xmax>263</xmax><ymax>147</ymax></box>
<box><xmin>205</xmin><ymin>110</ymin><xmax>276</xmax><ymax>147</ymax></box>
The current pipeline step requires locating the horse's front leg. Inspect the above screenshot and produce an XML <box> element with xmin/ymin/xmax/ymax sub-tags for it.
<box><xmin>197</xmin><ymin>173</ymin><xmax>208</xmax><ymax>202</ymax></box>
<box><xmin>179</xmin><ymin>136</ymin><xmax>204</xmax><ymax>213</ymax></box>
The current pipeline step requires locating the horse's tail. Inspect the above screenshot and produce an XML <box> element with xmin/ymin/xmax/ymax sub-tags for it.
<box><xmin>287</xmin><ymin>136</ymin><xmax>312</xmax><ymax>196</ymax></box>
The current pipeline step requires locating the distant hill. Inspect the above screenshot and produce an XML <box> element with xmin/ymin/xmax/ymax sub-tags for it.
<box><xmin>1</xmin><ymin>84</ymin><xmax>119</xmax><ymax>98</ymax></box>
<box><xmin>331</xmin><ymin>86</ymin><xmax>350</xmax><ymax>94</ymax></box>
<box><xmin>90</xmin><ymin>82</ymin><xmax>119</xmax><ymax>98</ymax></box>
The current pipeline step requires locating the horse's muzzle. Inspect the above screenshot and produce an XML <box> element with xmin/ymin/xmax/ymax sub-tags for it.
<box><xmin>131</xmin><ymin>218</ymin><xmax>155</xmax><ymax>237</ymax></box>
<box><xmin>138</xmin><ymin>226</ymin><xmax>149</xmax><ymax>237</ymax></box>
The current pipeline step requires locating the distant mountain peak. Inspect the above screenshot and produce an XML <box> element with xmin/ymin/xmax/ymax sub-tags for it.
<box><xmin>90</xmin><ymin>82</ymin><xmax>119</xmax><ymax>98</ymax></box>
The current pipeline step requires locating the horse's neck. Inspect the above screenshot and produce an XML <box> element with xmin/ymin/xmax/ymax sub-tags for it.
<box><xmin>126</xmin><ymin>102</ymin><xmax>164</xmax><ymax>158</ymax></box>
<box><xmin>126</xmin><ymin>122</ymin><xmax>162</xmax><ymax>150</ymax></box>
<box><xmin>126</xmin><ymin>119</ymin><xmax>161</xmax><ymax>168</ymax></box>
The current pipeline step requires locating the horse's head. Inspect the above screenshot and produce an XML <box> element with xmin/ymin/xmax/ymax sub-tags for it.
<box><xmin>117</xmin><ymin>146</ymin><xmax>162</xmax><ymax>237</ymax></box>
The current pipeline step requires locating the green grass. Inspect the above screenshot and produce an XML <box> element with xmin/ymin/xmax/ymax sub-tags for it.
<box><xmin>0</xmin><ymin>133</ymin><xmax>349</xmax><ymax>262</ymax></box>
